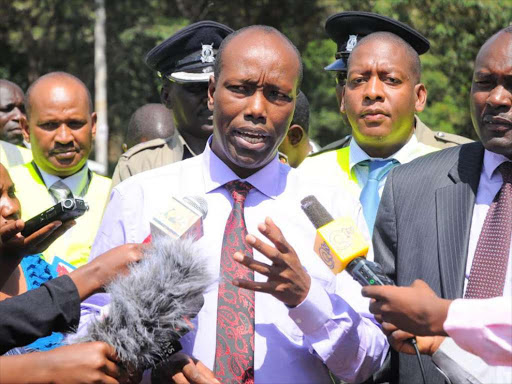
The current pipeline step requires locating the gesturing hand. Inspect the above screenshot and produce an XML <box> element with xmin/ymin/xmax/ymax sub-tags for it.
<box><xmin>0</xmin><ymin>219</ymin><xmax>75</xmax><ymax>259</ymax></box>
<box><xmin>362</xmin><ymin>279</ymin><xmax>451</xmax><ymax>336</ymax></box>
<box><xmin>232</xmin><ymin>217</ymin><xmax>311</xmax><ymax>307</ymax></box>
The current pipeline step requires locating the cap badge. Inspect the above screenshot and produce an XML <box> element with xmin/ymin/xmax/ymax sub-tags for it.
<box><xmin>346</xmin><ymin>35</ymin><xmax>358</xmax><ymax>52</ymax></box>
<box><xmin>200</xmin><ymin>43</ymin><xmax>215</xmax><ymax>63</ymax></box>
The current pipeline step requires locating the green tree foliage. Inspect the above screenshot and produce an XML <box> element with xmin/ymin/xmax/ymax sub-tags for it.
<box><xmin>1</xmin><ymin>0</ymin><xmax>510</xmax><ymax>173</ymax></box>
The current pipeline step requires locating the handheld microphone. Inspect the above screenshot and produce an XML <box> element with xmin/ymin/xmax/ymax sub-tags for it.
<box><xmin>150</xmin><ymin>196</ymin><xmax>208</xmax><ymax>241</ymax></box>
<box><xmin>77</xmin><ymin>235</ymin><xmax>213</xmax><ymax>370</ymax></box>
<box><xmin>300</xmin><ymin>195</ymin><xmax>393</xmax><ymax>286</ymax></box>
<box><xmin>301</xmin><ymin>196</ymin><xmax>428</xmax><ymax>383</ymax></box>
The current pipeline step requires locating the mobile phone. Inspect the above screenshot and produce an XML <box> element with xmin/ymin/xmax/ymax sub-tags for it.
<box><xmin>21</xmin><ymin>198</ymin><xmax>89</xmax><ymax>237</ymax></box>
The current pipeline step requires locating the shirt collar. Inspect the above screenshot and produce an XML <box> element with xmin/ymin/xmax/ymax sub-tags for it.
<box><xmin>349</xmin><ymin>134</ymin><xmax>419</xmax><ymax>172</ymax></box>
<box><xmin>483</xmin><ymin>149</ymin><xmax>511</xmax><ymax>181</ymax></box>
<box><xmin>202</xmin><ymin>138</ymin><xmax>282</xmax><ymax>199</ymax></box>
<box><xmin>37</xmin><ymin>163</ymin><xmax>90</xmax><ymax>197</ymax></box>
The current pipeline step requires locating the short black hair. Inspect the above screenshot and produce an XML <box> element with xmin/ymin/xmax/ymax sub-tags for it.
<box><xmin>291</xmin><ymin>91</ymin><xmax>310</xmax><ymax>134</ymax></box>
<box><xmin>348</xmin><ymin>31</ymin><xmax>422</xmax><ymax>84</ymax></box>
<box><xmin>24</xmin><ymin>72</ymin><xmax>93</xmax><ymax>119</ymax></box>
<box><xmin>214</xmin><ymin>25</ymin><xmax>303</xmax><ymax>90</ymax></box>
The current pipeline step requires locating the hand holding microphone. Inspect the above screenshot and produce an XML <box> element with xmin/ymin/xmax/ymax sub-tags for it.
<box><xmin>300</xmin><ymin>196</ymin><xmax>429</xmax><ymax>382</ymax></box>
<box><xmin>78</xmin><ymin>235</ymin><xmax>213</xmax><ymax>372</ymax></box>
<box><xmin>362</xmin><ymin>279</ymin><xmax>452</xmax><ymax>336</ymax></box>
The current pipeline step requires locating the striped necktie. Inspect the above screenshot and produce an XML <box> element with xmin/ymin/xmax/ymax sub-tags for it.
<box><xmin>49</xmin><ymin>180</ymin><xmax>73</xmax><ymax>203</ymax></box>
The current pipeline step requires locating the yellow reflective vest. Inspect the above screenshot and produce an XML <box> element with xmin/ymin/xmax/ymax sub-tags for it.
<box><xmin>0</xmin><ymin>141</ymin><xmax>32</xmax><ymax>168</ymax></box>
<box><xmin>300</xmin><ymin>144</ymin><xmax>438</xmax><ymax>196</ymax></box>
<box><xmin>9</xmin><ymin>162</ymin><xmax>111</xmax><ymax>267</ymax></box>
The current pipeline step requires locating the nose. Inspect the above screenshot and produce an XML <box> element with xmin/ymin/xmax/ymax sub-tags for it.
<box><xmin>364</xmin><ymin>76</ymin><xmax>385</xmax><ymax>102</ymax></box>
<box><xmin>486</xmin><ymin>84</ymin><xmax>512</xmax><ymax>109</ymax></box>
<box><xmin>244</xmin><ymin>91</ymin><xmax>267</xmax><ymax>124</ymax></box>
<box><xmin>55</xmin><ymin>123</ymin><xmax>74</xmax><ymax>144</ymax></box>
<box><xmin>0</xmin><ymin>196</ymin><xmax>20</xmax><ymax>223</ymax></box>
<box><xmin>10</xmin><ymin>106</ymin><xmax>23</xmax><ymax>122</ymax></box>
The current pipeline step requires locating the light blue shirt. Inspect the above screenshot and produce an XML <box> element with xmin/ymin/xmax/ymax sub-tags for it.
<box><xmin>77</xmin><ymin>141</ymin><xmax>388</xmax><ymax>383</ymax></box>
<box><xmin>349</xmin><ymin>134</ymin><xmax>437</xmax><ymax>197</ymax></box>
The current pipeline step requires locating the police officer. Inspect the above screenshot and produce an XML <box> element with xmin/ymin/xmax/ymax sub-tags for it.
<box><xmin>111</xmin><ymin>21</ymin><xmax>233</xmax><ymax>187</ymax></box>
<box><xmin>316</xmin><ymin>11</ymin><xmax>472</xmax><ymax>153</ymax></box>
<box><xmin>300</xmin><ymin>12</ymin><xmax>465</xmax><ymax>235</ymax></box>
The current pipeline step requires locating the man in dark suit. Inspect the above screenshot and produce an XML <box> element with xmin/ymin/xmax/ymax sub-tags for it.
<box><xmin>373</xmin><ymin>26</ymin><xmax>512</xmax><ymax>383</ymax></box>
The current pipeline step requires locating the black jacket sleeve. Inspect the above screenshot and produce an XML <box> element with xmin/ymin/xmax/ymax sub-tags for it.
<box><xmin>0</xmin><ymin>274</ymin><xmax>80</xmax><ymax>354</ymax></box>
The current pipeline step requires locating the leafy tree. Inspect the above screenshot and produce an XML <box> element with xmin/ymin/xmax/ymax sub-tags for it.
<box><xmin>1</xmin><ymin>0</ymin><xmax>511</xmax><ymax>173</ymax></box>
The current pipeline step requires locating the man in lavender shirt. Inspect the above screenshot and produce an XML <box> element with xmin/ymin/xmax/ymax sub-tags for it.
<box><xmin>81</xmin><ymin>25</ymin><xmax>388</xmax><ymax>383</ymax></box>
<box><xmin>371</xmin><ymin>26</ymin><xmax>512</xmax><ymax>384</ymax></box>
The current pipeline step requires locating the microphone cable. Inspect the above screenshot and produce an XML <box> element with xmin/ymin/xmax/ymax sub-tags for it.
<box><xmin>410</xmin><ymin>337</ymin><xmax>427</xmax><ymax>384</ymax></box>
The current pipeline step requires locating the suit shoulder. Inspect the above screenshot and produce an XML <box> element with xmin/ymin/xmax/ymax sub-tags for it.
<box><xmin>393</xmin><ymin>142</ymin><xmax>482</xmax><ymax>177</ymax></box>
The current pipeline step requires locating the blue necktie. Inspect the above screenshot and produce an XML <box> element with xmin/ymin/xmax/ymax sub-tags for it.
<box><xmin>359</xmin><ymin>159</ymin><xmax>399</xmax><ymax>234</ymax></box>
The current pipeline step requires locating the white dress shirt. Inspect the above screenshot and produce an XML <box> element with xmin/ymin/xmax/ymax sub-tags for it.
<box><xmin>80</xmin><ymin>141</ymin><xmax>389</xmax><ymax>383</ymax></box>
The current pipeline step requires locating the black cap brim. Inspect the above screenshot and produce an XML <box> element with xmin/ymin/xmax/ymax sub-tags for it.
<box><xmin>325</xmin><ymin>11</ymin><xmax>430</xmax><ymax>55</ymax></box>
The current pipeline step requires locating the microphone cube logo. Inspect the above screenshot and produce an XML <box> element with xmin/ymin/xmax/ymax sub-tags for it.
<box><xmin>314</xmin><ymin>216</ymin><xmax>369</xmax><ymax>274</ymax></box>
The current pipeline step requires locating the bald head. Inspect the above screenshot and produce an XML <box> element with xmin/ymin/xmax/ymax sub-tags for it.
<box><xmin>349</xmin><ymin>32</ymin><xmax>422</xmax><ymax>84</ymax></box>
<box><xmin>124</xmin><ymin>104</ymin><xmax>175</xmax><ymax>150</ymax></box>
<box><xmin>214</xmin><ymin>25</ymin><xmax>303</xmax><ymax>89</ymax></box>
<box><xmin>25</xmin><ymin>72</ymin><xmax>93</xmax><ymax>120</ymax></box>
<box><xmin>22</xmin><ymin>71</ymin><xmax>96</xmax><ymax>177</ymax></box>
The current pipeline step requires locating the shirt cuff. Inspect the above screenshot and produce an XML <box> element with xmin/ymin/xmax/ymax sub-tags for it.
<box><xmin>288</xmin><ymin>278</ymin><xmax>333</xmax><ymax>334</ymax></box>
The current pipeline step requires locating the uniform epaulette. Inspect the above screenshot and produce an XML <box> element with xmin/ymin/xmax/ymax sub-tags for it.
<box><xmin>120</xmin><ymin>138</ymin><xmax>170</xmax><ymax>160</ymax></box>
<box><xmin>432</xmin><ymin>131</ymin><xmax>474</xmax><ymax>146</ymax></box>
<box><xmin>309</xmin><ymin>135</ymin><xmax>351</xmax><ymax>157</ymax></box>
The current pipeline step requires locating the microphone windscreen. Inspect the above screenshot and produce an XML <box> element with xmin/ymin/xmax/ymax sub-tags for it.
<box><xmin>301</xmin><ymin>195</ymin><xmax>334</xmax><ymax>229</ymax></box>
<box><xmin>77</xmin><ymin>236</ymin><xmax>213</xmax><ymax>370</ymax></box>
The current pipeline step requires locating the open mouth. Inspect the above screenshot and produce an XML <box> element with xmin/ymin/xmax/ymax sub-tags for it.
<box><xmin>52</xmin><ymin>150</ymin><xmax>78</xmax><ymax>160</ymax></box>
<box><xmin>233</xmin><ymin>129</ymin><xmax>268</xmax><ymax>145</ymax></box>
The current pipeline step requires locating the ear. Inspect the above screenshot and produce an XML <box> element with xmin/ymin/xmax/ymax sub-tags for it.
<box><xmin>287</xmin><ymin>125</ymin><xmax>304</xmax><ymax>146</ymax></box>
<box><xmin>339</xmin><ymin>85</ymin><xmax>347</xmax><ymax>114</ymax></box>
<box><xmin>90</xmin><ymin>112</ymin><xmax>97</xmax><ymax>139</ymax></box>
<box><xmin>414</xmin><ymin>83</ymin><xmax>428</xmax><ymax>113</ymax></box>
<box><xmin>160</xmin><ymin>81</ymin><xmax>173</xmax><ymax>109</ymax></box>
<box><xmin>207</xmin><ymin>75</ymin><xmax>216</xmax><ymax>112</ymax></box>
<box><xmin>20</xmin><ymin>115</ymin><xmax>30</xmax><ymax>142</ymax></box>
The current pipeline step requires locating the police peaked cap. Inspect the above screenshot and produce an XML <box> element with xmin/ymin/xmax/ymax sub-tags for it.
<box><xmin>324</xmin><ymin>11</ymin><xmax>430</xmax><ymax>72</ymax></box>
<box><xmin>145</xmin><ymin>20</ymin><xmax>234</xmax><ymax>83</ymax></box>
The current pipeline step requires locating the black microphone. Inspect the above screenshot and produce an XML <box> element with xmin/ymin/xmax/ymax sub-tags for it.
<box><xmin>77</xmin><ymin>235</ymin><xmax>213</xmax><ymax>370</ymax></box>
<box><xmin>300</xmin><ymin>195</ymin><xmax>393</xmax><ymax>286</ymax></box>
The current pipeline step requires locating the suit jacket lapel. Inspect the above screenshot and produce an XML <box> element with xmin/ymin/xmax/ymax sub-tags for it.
<box><xmin>436</xmin><ymin>143</ymin><xmax>484</xmax><ymax>299</ymax></box>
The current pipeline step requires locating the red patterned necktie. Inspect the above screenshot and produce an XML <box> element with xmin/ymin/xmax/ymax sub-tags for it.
<box><xmin>465</xmin><ymin>161</ymin><xmax>512</xmax><ymax>299</ymax></box>
<box><xmin>214</xmin><ymin>180</ymin><xmax>255</xmax><ymax>384</ymax></box>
